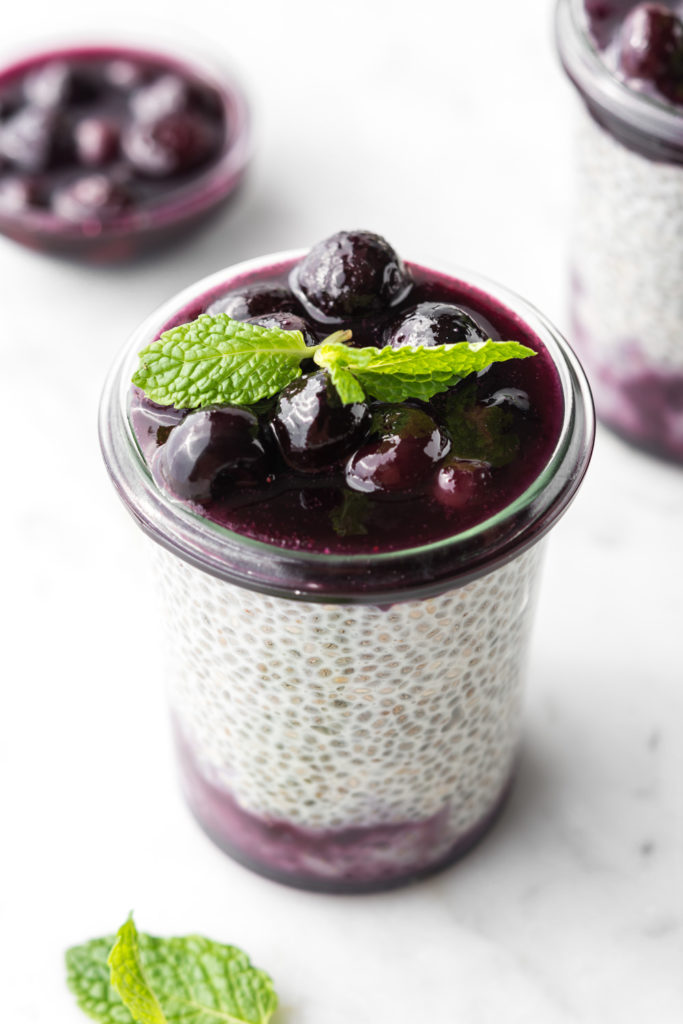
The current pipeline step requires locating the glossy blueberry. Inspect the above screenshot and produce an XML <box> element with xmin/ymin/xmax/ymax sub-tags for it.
<box><xmin>129</xmin><ymin>74</ymin><xmax>189</xmax><ymax>122</ymax></box>
<box><xmin>248</xmin><ymin>311</ymin><xmax>318</xmax><ymax>348</ymax></box>
<box><xmin>23</xmin><ymin>61</ymin><xmax>100</xmax><ymax>108</ymax></box>
<box><xmin>74</xmin><ymin>116</ymin><xmax>120</xmax><ymax>167</ymax></box>
<box><xmin>433</xmin><ymin>457</ymin><xmax>492</xmax><ymax>510</ymax></box>
<box><xmin>385</xmin><ymin>301</ymin><xmax>488</xmax><ymax>348</ymax></box>
<box><xmin>0</xmin><ymin>175</ymin><xmax>42</xmax><ymax>213</ymax></box>
<box><xmin>291</xmin><ymin>229</ymin><xmax>412</xmax><ymax>322</ymax></box>
<box><xmin>482</xmin><ymin>387</ymin><xmax>531</xmax><ymax>414</ymax></box>
<box><xmin>206</xmin><ymin>282</ymin><xmax>300</xmax><ymax>319</ymax></box>
<box><xmin>51</xmin><ymin>174</ymin><xmax>132</xmax><ymax>222</ymax></box>
<box><xmin>0</xmin><ymin>105</ymin><xmax>68</xmax><ymax>173</ymax></box>
<box><xmin>132</xmin><ymin>390</ymin><xmax>189</xmax><ymax>447</ymax></box>
<box><xmin>104</xmin><ymin>59</ymin><xmax>146</xmax><ymax>91</ymax></box>
<box><xmin>618</xmin><ymin>4</ymin><xmax>683</xmax><ymax>83</ymax></box>
<box><xmin>158</xmin><ymin>406</ymin><xmax>268</xmax><ymax>504</ymax></box>
<box><xmin>271</xmin><ymin>371</ymin><xmax>370</xmax><ymax>473</ymax></box>
<box><xmin>345</xmin><ymin>405</ymin><xmax>449</xmax><ymax>496</ymax></box>
<box><xmin>122</xmin><ymin>110</ymin><xmax>219</xmax><ymax>177</ymax></box>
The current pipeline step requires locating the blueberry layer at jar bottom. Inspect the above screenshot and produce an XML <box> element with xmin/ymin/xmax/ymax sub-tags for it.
<box><xmin>570</xmin><ymin>315</ymin><xmax>683</xmax><ymax>464</ymax></box>
<box><xmin>176</xmin><ymin>731</ymin><xmax>514</xmax><ymax>893</ymax></box>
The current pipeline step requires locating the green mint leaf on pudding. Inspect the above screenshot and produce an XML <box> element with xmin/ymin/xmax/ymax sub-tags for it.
<box><xmin>132</xmin><ymin>313</ymin><xmax>535</xmax><ymax>408</ymax></box>
<box><xmin>439</xmin><ymin>378</ymin><xmax>521</xmax><ymax>468</ymax></box>
<box><xmin>132</xmin><ymin>313</ymin><xmax>310</xmax><ymax>408</ymax></box>
<box><xmin>313</xmin><ymin>339</ymin><xmax>536</xmax><ymax>404</ymax></box>
<box><xmin>66</xmin><ymin>915</ymin><xmax>278</xmax><ymax>1024</ymax></box>
<box><xmin>331</xmin><ymin>489</ymin><xmax>371</xmax><ymax>537</ymax></box>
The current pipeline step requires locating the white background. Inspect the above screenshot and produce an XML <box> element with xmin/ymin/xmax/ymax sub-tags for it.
<box><xmin>2</xmin><ymin>1</ymin><xmax>682</xmax><ymax>1022</ymax></box>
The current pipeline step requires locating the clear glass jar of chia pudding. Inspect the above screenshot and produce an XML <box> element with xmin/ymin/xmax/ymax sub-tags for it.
<box><xmin>556</xmin><ymin>0</ymin><xmax>683</xmax><ymax>461</ymax></box>
<box><xmin>100</xmin><ymin>236</ymin><xmax>594</xmax><ymax>892</ymax></box>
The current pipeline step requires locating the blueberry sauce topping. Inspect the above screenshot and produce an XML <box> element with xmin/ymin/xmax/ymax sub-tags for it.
<box><xmin>130</xmin><ymin>233</ymin><xmax>563</xmax><ymax>553</ymax></box>
<box><xmin>0</xmin><ymin>49</ymin><xmax>227</xmax><ymax>230</ymax></box>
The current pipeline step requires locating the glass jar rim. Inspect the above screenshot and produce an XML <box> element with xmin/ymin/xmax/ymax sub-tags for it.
<box><xmin>556</xmin><ymin>0</ymin><xmax>683</xmax><ymax>151</ymax></box>
<box><xmin>99</xmin><ymin>251</ymin><xmax>594</xmax><ymax>604</ymax></box>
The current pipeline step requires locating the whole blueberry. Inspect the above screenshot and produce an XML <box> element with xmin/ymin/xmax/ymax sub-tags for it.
<box><xmin>433</xmin><ymin>457</ymin><xmax>492</xmax><ymax>510</ymax></box>
<box><xmin>0</xmin><ymin>175</ymin><xmax>42</xmax><ymax>213</ymax></box>
<box><xmin>0</xmin><ymin>105</ymin><xmax>68</xmax><ymax>173</ymax></box>
<box><xmin>248</xmin><ymin>311</ymin><xmax>318</xmax><ymax>348</ymax></box>
<box><xmin>23</xmin><ymin>61</ymin><xmax>100</xmax><ymax>108</ymax></box>
<box><xmin>104</xmin><ymin>59</ymin><xmax>146</xmax><ymax>92</ymax></box>
<box><xmin>345</xmin><ymin>405</ymin><xmax>449</xmax><ymax>497</ymax></box>
<box><xmin>482</xmin><ymin>387</ymin><xmax>531</xmax><ymax>414</ymax></box>
<box><xmin>131</xmin><ymin>390</ymin><xmax>189</xmax><ymax>448</ymax></box>
<box><xmin>51</xmin><ymin>174</ymin><xmax>132</xmax><ymax>222</ymax></box>
<box><xmin>290</xmin><ymin>230</ymin><xmax>412</xmax><ymax>322</ymax></box>
<box><xmin>74</xmin><ymin>116</ymin><xmax>120</xmax><ymax>167</ymax></box>
<box><xmin>129</xmin><ymin>74</ymin><xmax>189</xmax><ymax>122</ymax></box>
<box><xmin>384</xmin><ymin>301</ymin><xmax>488</xmax><ymax>348</ymax></box>
<box><xmin>206</xmin><ymin>282</ymin><xmax>300</xmax><ymax>319</ymax></box>
<box><xmin>271</xmin><ymin>371</ymin><xmax>370</xmax><ymax>473</ymax></box>
<box><xmin>618</xmin><ymin>4</ymin><xmax>683</xmax><ymax>82</ymax></box>
<box><xmin>158</xmin><ymin>406</ymin><xmax>268</xmax><ymax>503</ymax></box>
<box><xmin>122</xmin><ymin>110</ymin><xmax>219</xmax><ymax>177</ymax></box>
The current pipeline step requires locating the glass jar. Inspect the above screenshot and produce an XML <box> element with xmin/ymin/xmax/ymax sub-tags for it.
<box><xmin>556</xmin><ymin>0</ymin><xmax>683</xmax><ymax>461</ymax></box>
<box><xmin>99</xmin><ymin>253</ymin><xmax>594</xmax><ymax>892</ymax></box>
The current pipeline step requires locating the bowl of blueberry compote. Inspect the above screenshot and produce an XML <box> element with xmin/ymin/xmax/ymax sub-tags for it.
<box><xmin>100</xmin><ymin>230</ymin><xmax>594</xmax><ymax>892</ymax></box>
<box><xmin>556</xmin><ymin>0</ymin><xmax>683</xmax><ymax>461</ymax></box>
<box><xmin>0</xmin><ymin>43</ymin><xmax>249</xmax><ymax>261</ymax></box>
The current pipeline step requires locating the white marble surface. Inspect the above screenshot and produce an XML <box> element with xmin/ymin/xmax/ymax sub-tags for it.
<box><xmin>2</xmin><ymin>1</ymin><xmax>682</xmax><ymax>1022</ymax></box>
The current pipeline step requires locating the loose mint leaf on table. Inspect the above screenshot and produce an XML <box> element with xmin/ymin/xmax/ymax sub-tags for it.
<box><xmin>132</xmin><ymin>313</ymin><xmax>535</xmax><ymax>409</ymax></box>
<box><xmin>132</xmin><ymin>313</ymin><xmax>309</xmax><ymax>409</ymax></box>
<box><xmin>66</xmin><ymin>935</ymin><xmax>129</xmax><ymax>1024</ymax></box>
<box><xmin>66</xmin><ymin>915</ymin><xmax>278</xmax><ymax>1024</ymax></box>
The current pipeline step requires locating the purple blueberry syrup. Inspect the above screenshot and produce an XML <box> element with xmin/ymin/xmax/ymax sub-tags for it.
<box><xmin>0</xmin><ymin>45</ymin><xmax>248</xmax><ymax>260</ymax></box>
<box><xmin>130</xmin><ymin>231</ymin><xmax>564</xmax><ymax>555</ymax></box>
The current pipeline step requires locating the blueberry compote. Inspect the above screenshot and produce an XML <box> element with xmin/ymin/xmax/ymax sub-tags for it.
<box><xmin>130</xmin><ymin>231</ymin><xmax>563</xmax><ymax>553</ymax></box>
<box><xmin>0</xmin><ymin>45</ymin><xmax>240</xmax><ymax>259</ymax></box>
<box><xmin>584</xmin><ymin>1</ymin><xmax>683</xmax><ymax>106</ymax></box>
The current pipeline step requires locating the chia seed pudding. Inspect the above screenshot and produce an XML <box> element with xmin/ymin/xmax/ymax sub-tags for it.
<box><xmin>556</xmin><ymin>0</ymin><xmax>683</xmax><ymax>461</ymax></box>
<box><xmin>99</xmin><ymin>232</ymin><xmax>594</xmax><ymax>891</ymax></box>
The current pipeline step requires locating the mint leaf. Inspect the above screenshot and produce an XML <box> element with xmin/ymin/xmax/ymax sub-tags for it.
<box><xmin>330</xmin><ymin>489</ymin><xmax>371</xmax><ymax>537</ymax></box>
<box><xmin>438</xmin><ymin>379</ymin><xmax>521</xmax><ymax>468</ymax></box>
<box><xmin>314</xmin><ymin>339</ymin><xmax>535</xmax><ymax>404</ymax></box>
<box><xmin>66</xmin><ymin>935</ymin><xmax>130</xmax><ymax>1024</ymax></box>
<box><xmin>66</xmin><ymin>917</ymin><xmax>278</xmax><ymax>1024</ymax></box>
<box><xmin>132</xmin><ymin>314</ymin><xmax>308</xmax><ymax>409</ymax></box>
<box><xmin>131</xmin><ymin>312</ymin><xmax>535</xmax><ymax>410</ymax></box>
<box><xmin>108</xmin><ymin>917</ymin><xmax>167</xmax><ymax>1024</ymax></box>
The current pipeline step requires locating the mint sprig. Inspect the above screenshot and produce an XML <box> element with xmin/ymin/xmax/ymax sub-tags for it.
<box><xmin>132</xmin><ymin>314</ymin><xmax>535</xmax><ymax>409</ymax></box>
<box><xmin>66</xmin><ymin>915</ymin><xmax>278</xmax><ymax>1024</ymax></box>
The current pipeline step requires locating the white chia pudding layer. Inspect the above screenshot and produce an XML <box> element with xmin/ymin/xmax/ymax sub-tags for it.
<box><xmin>157</xmin><ymin>542</ymin><xmax>543</xmax><ymax>863</ymax></box>
<box><xmin>572</xmin><ymin>109</ymin><xmax>683</xmax><ymax>370</ymax></box>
